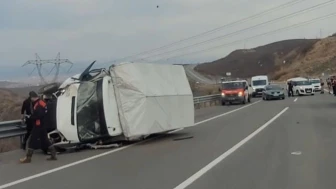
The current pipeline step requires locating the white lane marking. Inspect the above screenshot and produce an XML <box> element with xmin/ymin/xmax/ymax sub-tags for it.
<box><xmin>291</xmin><ymin>151</ymin><xmax>302</xmax><ymax>155</ymax></box>
<box><xmin>0</xmin><ymin>100</ymin><xmax>261</xmax><ymax>189</ymax></box>
<box><xmin>173</xmin><ymin>107</ymin><xmax>289</xmax><ymax>189</ymax></box>
<box><xmin>294</xmin><ymin>98</ymin><xmax>298</xmax><ymax>102</ymax></box>
<box><xmin>195</xmin><ymin>100</ymin><xmax>261</xmax><ymax>126</ymax></box>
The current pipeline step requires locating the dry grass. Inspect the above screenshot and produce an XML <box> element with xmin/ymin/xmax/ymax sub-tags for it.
<box><xmin>0</xmin><ymin>89</ymin><xmax>24</xmax><ymax>121</ymax></box>
<box><xmin>189</xmin><ymin>80</ymin><xmax>220</xmax><ymax>96</ymax></box>
<box><xmin>0</xmin><ymin>89</ymin><xmax>24</xmax><ymax>153</ymax></box>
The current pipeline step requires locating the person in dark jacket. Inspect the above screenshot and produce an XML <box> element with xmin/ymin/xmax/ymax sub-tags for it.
<box><xmin>20</xmin><ymin>95</ymin><xmax>34</xmax><ymax>150</ymax></box>
<box><xmin>20</xmin><ymin>91</ymin><xmax>57</xmax><ymax>163</ymax></box>
<box><xmin>333</xmin><ymin>77</ymin><xmax>336</xmax><ymax>96</ymax></box>
<box><xmin>287</xmin><ymin>81</ymin><xmax>294</xmax><ymax>97</ymax></box>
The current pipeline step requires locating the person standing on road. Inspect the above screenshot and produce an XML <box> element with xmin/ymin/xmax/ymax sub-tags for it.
<box><xmin>20</xmin><ymin>94</ymin><xmax>34</xmax><ymax>150</ymax></box>
<box><xmin>287</xmin><ymin>80</ymin><xmax>294</xmax><ymax>97</ymax></box>
<box><xmin>320</xmin><ymin>78</ymin><xmax>324</xmax><ymax>94</ymax></box>
<box><xmin>19</xmin><ymin>91</ymin><xmax>57</xmax><ymax>163</ymax></box>
<box><xmin>327</xmin><ymin>78</ymin><xmax>331</xmax><ymax>94</ymax></box>
<box><xmin>333</xmin><ymin>77</ymin><xmax>336</xmax><ymax>96</ymax></box>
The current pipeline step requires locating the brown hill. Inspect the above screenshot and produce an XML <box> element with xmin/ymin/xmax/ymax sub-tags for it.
<box><xmin>195</xmin><ymin>35</ymin><xmax>336</xmax><ymax>81</ymax></box>
<box><xmin>0</xmin><ymin>89</ymin><xmax>24</xmax><ymax>121</ymax></box>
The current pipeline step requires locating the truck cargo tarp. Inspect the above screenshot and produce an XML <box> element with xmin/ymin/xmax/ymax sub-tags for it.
<box><xmin>111</xmin><ymin>63</ymin><xmax>194</xmax><ymax>138</ymax></box>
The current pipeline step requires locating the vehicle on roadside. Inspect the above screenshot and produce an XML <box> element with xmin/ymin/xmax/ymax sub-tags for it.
<box><xmin>288</xmin><ymin>77</ymin><xmax>314</xmax><ymax>96</ymax></box>
<box><xmin>37</xmin><ymin>61</ymin><xmax>195</xmax><ymax>151</ymax></box>
<box><xmin>309</xmin><ymin>78</ymin><xmax>321</xmax><ymax>92</ymax></box>
<box><xmin>251</xmin><ymin>75</ymin><xmax>269</xmax><ymax>97</ymax></box>
<box><xmin>221</xmin><ymin>80</ymin><xmax>252</xmax><ymax>105</ymax></box>
<box><xmin>262</xmin><ymin>84</ymin><xmax>285</xmax><ymax>100</ymax></box>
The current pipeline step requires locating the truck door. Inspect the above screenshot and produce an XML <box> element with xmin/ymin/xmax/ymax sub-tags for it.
<box><xmin>101</xmin><ymin>76</ymin><xmax>123</xmax><ymax>136</ymax></box>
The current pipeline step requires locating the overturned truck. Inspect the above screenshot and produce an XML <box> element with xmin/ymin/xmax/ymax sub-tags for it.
<box><xmin>39</xmin><ymin>62</ymin><xmax>195</xmax><ymax>151</ymax></box>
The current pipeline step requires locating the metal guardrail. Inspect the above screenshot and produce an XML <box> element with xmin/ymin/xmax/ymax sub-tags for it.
<box><xmin>0</xmin><ymin>120</ymin><xmax>26</xmax><ymax>139</ymax></box>
<box><xmin>193</xmin><ymin>94</ymin><xmax>220</xmax><ymax>104</ymax></box>
<box><xmin>0</xmin><ymin>94</ymin><xmax>221</xmax><ymax>139</ymax></box>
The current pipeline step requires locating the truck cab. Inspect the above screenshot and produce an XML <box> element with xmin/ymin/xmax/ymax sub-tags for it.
<box><xmin>43</xmin><ymin>63</ymin><xmax>125</xmax><ymax>146</ymax></box>
<box><xmin>251</xmin><ymin>75</ymin><xmax>269</xmax><ymax>97</ymax></box>
<box><xmin>221</xmin><ymin>80</ymin><xmax>251</xmax><ymax>105</ymax></box>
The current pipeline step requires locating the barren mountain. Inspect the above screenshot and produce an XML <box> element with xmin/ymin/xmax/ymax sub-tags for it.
<box><xmin>195</xmin><ymin>34</ymin><xmax>336</xmax><ymax>81</ymax></box>
<box><xmin>0</xmin><ymin>89</ymin><xmax>24</xmax><ymax>121</ymax></box>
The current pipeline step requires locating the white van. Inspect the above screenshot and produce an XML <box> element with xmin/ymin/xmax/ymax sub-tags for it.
<box><xmin>309</xmin><ymin>78</ymin><xmax>321</xmax><ymax>91</ymax></box>
<box><xmin>251</xmin><ymin>75</ymin><xmax>269</xmax><ymax>97</ymax></box>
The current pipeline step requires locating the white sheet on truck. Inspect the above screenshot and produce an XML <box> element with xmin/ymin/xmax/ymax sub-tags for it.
<box><xmin>110</xmin><ymin>62</ymin><xmax>194</xmax><ymax>138</ymax></box>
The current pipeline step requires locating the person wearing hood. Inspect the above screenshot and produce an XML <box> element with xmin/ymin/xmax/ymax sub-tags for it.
<box><xmin>19</xmin><ymin>91</ymin><xmax>57</xmax><ymax>163</ymax></box>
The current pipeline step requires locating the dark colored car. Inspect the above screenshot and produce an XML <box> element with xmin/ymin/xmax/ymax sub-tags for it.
<box><xmin>262</xmin><ymin>84</ymin><xmax>285</xmax><ymax>100</ymax></box>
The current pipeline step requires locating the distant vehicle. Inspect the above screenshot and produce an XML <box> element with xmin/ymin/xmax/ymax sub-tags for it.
<box><xmin>289</xmin><ymin>77</ymin><xmax>314</xmax><ymax>96</ymax></box>
<box><xmin>251</xmin><ymin>75</ymin><xmax>269</xmax><ymax>97</ymax></box>
<box><xmin>262</xmin><ymin>84</ymin><xmax>285</xmax><ymax>100</ymax></box>
<box><xmin>221</xmin><ymin>80</ymin><xmax>252</xmax><ymax>105</ymax></box>
<box><xmin>309</xmin><ymin>78</ymin><xmax>321</xmax><ymax>91</ymax></box>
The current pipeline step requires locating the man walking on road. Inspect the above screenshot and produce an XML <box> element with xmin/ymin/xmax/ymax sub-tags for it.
<box><xmin>327</xmin><ymin>78</ymin><xmax>331</xmax><ymax>94</ymax></box>
<box><xmin>20</xmin><ymin>94</ymin><xmax>34</xmax><ymax>150</ymax></box>
<box><xmin>20</xmin><ymin>91</ymin><xmax>57</xmax><ymax>163</ymax></box>
<box><xmin>333</xmin><ymin>77</ymin><xmax>336</xmax><ymax>96</ymax></box>
<box><xmin>320</xmin><ymin>78</ymin><xmax>324</xmax><ymax>94</ymax></box>
<box><xmin>287</xmin><ymin>80</ymin><xmax>294</xmax><ymax>97</ymax></box>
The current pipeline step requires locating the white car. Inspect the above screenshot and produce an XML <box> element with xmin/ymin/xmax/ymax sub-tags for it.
<box><xmin>292</xmin><ymin>79</ymin><xmax>314</xmax><ymax>96</ymax></box>
<box><xmin>309</xmin><ymin>78</ymin><xmax>321</xmax><ymax>91</ymax></box>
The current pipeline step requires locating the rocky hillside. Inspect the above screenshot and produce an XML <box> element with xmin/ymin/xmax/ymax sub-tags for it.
<box><xmin>0</xmin><ymin>89</ymin><xmax>24</xmax><ymax>121</ymax></box>
<box><xmin>195</xmin><ymin>34</ymin><xmax>336</xmax><ymax>81</ymax></box>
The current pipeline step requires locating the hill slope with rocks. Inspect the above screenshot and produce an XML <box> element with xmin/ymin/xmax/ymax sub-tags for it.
<box><xmin>195</xmin><ymin>34</ymin><xmax>336</xmax><ymax>80</ymax></box>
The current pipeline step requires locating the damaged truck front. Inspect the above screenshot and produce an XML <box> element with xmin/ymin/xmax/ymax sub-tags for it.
<box><xmin>43</xmin><ymin>62</ymin><xmax>195</xmax><ymax>149</ymax></box>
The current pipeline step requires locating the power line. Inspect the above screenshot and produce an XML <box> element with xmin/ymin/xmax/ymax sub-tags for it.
<box><xmin>134</xmin><ymin>0</ymin><xmax>335</xmax><ymax>61</ymax></box>
<box><xmin>105</xmin><ymin>0</ymin><xmax>308</xmax><ymax>64</ymax></box>
<box><xmin>151</xmin><ymin>12</ymin><xmax>336</xmax><ymax>63</ymax></box>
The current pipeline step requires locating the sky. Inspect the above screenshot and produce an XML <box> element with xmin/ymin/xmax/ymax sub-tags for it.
<box><xmin>1</xmin><ymin>0</ymin><xmax>336</xmax><ymax>81</ymax></box>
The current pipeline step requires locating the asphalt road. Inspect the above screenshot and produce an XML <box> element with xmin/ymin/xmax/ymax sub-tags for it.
<box><xmin>184</xmin><ymin>64</ymin><xmax>216</xmax><ymax>84</ymax></box>
<box><xmin>1</xmin><ymin>92</ymin><xmax>336</xmax><ymax>189</ymax></box>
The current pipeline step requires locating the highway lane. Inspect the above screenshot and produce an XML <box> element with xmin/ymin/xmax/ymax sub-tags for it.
<box><xmin>0</xmin><ymin>97</ymin><xmax>295</xmax><ymax>189</ymax></box>
<box><xmin>0</xmin><ymin>99</ymin><xmax>260</xmax><ymax>187</ymax></box>
<box><xmin>183</xmin><ymin>93</ymin><xmax>336</xmax><ymax>189</ymax></box>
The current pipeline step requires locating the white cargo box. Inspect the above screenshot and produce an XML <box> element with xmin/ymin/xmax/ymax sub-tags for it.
<box><xmin>110</xmin><ymin>62</ymin><xmax>194</xmax><ymax>138</ymax></box>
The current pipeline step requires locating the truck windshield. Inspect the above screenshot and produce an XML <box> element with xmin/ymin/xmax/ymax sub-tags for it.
<box><xmin>76</xmin><ymin>81</ymin><xmax>102</xmax><ymax>141</ymax></box>
<box><xmin>222</xmin><ymin>82</ymin><xmax>245</xmax><ymax>89</ymax></box>
<box><xmin>252</xmin><ymin>80</ymin><xmax>266</xmax><ymax>86</ymax></box>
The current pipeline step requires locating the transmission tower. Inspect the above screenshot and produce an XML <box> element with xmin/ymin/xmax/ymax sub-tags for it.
<box><xmin>22</xmin><ymin>53</ymin><xmax>73</xmax><ymax>85</ymax></box>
